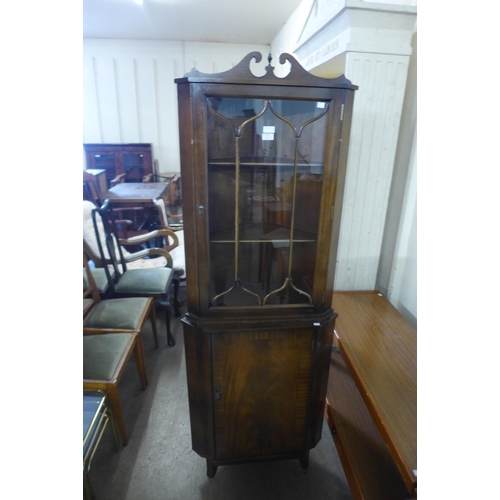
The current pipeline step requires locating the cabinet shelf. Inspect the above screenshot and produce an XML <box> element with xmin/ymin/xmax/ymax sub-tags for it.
<box><xmin>210</xmin><ymin>223</ymin><xmax>317</xmax><ymax>244</ymax></box>
<box><xmin>208</xmin><ymin>156</ymin><xmax>324</xmax><ymax>169</ymax></box>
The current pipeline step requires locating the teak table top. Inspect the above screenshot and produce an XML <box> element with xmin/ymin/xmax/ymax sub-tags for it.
<box><xmin>102</xmin><ymin>182</ymin><xmax>167</xmax><ymax>204</ymax></box>
<box><xmin>331</xmin><ymin>291</ymin><xmax>417</xmax><ymax>492</ymax></box>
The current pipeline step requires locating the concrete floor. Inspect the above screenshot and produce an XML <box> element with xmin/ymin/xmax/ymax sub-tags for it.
<box><xmin>87</xmin><ymin>285</ymin><xmax>353</xmax><ymax>500</ymax></box>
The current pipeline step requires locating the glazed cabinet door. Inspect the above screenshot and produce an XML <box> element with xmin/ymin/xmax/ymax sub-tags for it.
<box><xmin>211</xmin><ymin>327</ymin><xmax>314</xmax><ymax>461</ymax></box>
<box><xmin>202</xmin><ymin>92</ymin><xmax>346</xmax><ymax>312</ymax></box>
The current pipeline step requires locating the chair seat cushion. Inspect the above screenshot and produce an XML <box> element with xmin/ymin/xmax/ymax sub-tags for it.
<box><xmin>83</xmin><ymin>334</ymin><xmax>135</xmax><ymax>381</ymax></box>
<box><xmin>83</xmin><ymin>299</ymin><xmax>94</xmax><ymax>317</ymax></box>
<box><xmin>169</xmin><ymin>245</ymin><xmax>186</xmax><ymax>277</ymax></box>
<box><xmin>115</xmin><ymin>268</ymin><xmax>174</xmax><ymax>294</ymax></box>
<box><xmin>84</xmin><ymin>268</ymin><xmax>113</xmax><ymax>293</ymax></box>
<box><xmin>83</xmin><ymin>297</ymin><xmax>150</xmax><ymax>331</ymax></box>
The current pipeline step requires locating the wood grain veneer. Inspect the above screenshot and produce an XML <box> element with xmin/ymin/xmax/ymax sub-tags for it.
<box><xmin>327</xmin><ymin>291</ymin><xmax>417</xmax><ymax>498</ymax></box>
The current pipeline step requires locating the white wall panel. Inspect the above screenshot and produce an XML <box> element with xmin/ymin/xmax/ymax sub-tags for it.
<box><xmin>114</xmin><ymin>58</ymin><xmax>140</xmax><ymax>142</ymax></box>
<box><xmin>334</xmin><ymin>52</ymin><xmax>410</xmax><ymax>290</ymax></box>
<box><xmin>83</xmin><ymin>54</ymin><xmax>102</xmax><ymax>144</ymax></box>
<box><xmin>83</xmin><ymin>40</ymin><xmax>267</xmax><ymax>175</ymax></box>
<box><xmin>134</xmin><ymin>58</ymin><xmax>159</xmax><ymax>146</ymax></box>
<box><xmin>92</xmin><ymin>57</ymin><xmax>121</xmax><ymax>143</ymax></box>
<box><xmin>387</xmin><ymin>125</ymin><xmax>417</xmax><ymax>326</ymax></box>
<box><xmin>183</xmin><ymin>42</ymin><xmax>268</xmax><ymax>75</ymax></box>
<box><xmin>154</xmin><ymin>57</ymin><xmax>181</xmax><ymax>174</ymax></box>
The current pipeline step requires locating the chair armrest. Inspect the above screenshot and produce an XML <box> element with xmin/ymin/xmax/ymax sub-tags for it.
<box><xmin>119</xmin><ymin>229</ymin><xmax>179</xmax><ymax>251</ymax></box>
<box><xmin>123</xmin><ymin>247</ymin><xmax>173</xmax><ymax>268</ymax></box>
<box><xmin>123</xmin><ymin>249</ymin><xmax>150</xmax><ymax>261</ymax></box>
<box><xmin>119</xmin><ymin>231</ymin><xmax>161</xmax><ymax>245</ymax></box>
<box><xmin>143</xmin><ymin>248</ymin><xmax>174</xmax><ymax>269</ymax></box>
<box><xmin>158</xmin><ymin>229</ymin><xmax>179</xmax><ymax>251</ymax></box>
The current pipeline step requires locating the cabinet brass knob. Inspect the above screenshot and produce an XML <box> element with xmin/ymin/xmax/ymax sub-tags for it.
<box><xmin>214</xmin><ymin>385</ymin><xmax>222</xmax><ymax>400</ymax></box>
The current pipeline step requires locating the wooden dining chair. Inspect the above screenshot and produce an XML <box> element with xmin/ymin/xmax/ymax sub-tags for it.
<box><xmin>84</xmin><ymin>171</ymin><xmax>146</xmax><ymax>241</ymax></box>
<box><xmin>83</xmin><ymin>252</ymin><xmax>157</xmax><ymax>445</ymax></box>
<box><xmin>110</xmin><ymin>173</ymin><xmax>127</xmax><ymax>187</ymax></box>
<box><xmin>84</xmin><ymin>252</ymin><xmax>160</xmax><ymax>350</ymax></box>
<box><xmin>83</xmin><ymin>171</ymin><xmax>103</xmax><ymax>207</ymax></box>
<box><xmin>83</xmin><ymin>200</ymin><xmax>179</xmax><ymax>269</ymax></box>
<box><xmin>84</xmin><ymin>200</ymin><xmax>183</xmax><ymax>317</ymax></box>
<box><xmin>83</xmin><ymin>332</ymin><xmax>147</xmax><ymax>446</ymax></box>
<box><xmin>91</xmin><ymin>201</ymin><xmax>178</xmax><ymax>346</ymax></box>
<box><xmin>150</xmin><ymin>197</ymin><xmax>186</xmax><ymax>316</ymax></box>
<box><xmin>152</xmin><ymin>197</ymin><xmax>184</xmax><ymax>232</ymax></box>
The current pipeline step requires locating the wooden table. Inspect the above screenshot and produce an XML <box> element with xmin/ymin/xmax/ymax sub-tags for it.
<box><xmin>326</xmin><ymin>291</ymin><xmax>417</xmax><ymax>499</ymax></box>
<box><xmin>102</xmin><ymin>182</ymin><xmax>168</xmax><ymax>205</ymax></box>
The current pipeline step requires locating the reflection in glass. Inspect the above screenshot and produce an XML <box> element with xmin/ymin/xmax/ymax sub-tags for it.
<box><xmin>207</xmin><ymin>97</ymin><xmax>329</xmax><ymax>307</ymax></box>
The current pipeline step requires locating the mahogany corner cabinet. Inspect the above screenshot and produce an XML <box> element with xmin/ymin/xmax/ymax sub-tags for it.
<box><xmin>174</xmin><ymin>52</ymin><xmax>357</xmax><ymax>477</ymax></box>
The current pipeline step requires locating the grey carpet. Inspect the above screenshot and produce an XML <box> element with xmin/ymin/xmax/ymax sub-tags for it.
<box><xmin>87</xmin><ymin>286</ymin><xmax>353</xmax><ymax>500</ymax></box>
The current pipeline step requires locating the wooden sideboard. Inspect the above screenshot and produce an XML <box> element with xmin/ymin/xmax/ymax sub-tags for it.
<box><xmin>326</xmin><ymin>291</ymin><xmax>417</xmax><ymax>499</ymax></box>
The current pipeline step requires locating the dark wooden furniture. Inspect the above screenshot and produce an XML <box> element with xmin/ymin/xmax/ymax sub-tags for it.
<box><xmin>85</xmin><ymin>168</ymin><xmax>107</xmax><ymax>196</ymax></box>
<box><xmin>91</xmin><ymin>200</ymin><xmax>178</xmax><ymax>346</ymax></box>
<box><xmin>84</xmin><ymin>143</ymin><xmax>154</xmax><ymax>189</ymax></box>
<box><xmin>175</xmin><ymin>52</ymin><xmax>357</xmax><ymax>476</ymax></box>
<box><xmin>102</xmin><ymin>182</ymin><xmax>168</xmax><ymax>205</ymax></box>
<box><xmin>101</xmin><ymin>182</ymin><xmax>169</xmax><ymax>236</ymax></box>
<box><xmin>326</xmin><ymin>291</ymin><xmax>417</xmax><ymax>499</ymax></box>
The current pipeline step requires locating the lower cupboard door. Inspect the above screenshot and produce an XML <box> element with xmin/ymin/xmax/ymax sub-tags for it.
<box><xmin>211</xmin><ymin>327</ymin><xmax>313</xmax><ymax>461</ymax></box>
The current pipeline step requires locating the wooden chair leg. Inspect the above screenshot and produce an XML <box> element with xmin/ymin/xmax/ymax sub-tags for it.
<box><xmin>165</xmin><ymin>306</ymin><xmax>175</xmax><ymax>347</ymax></box>
<box><xmin>148</xmin><ymin>301</ymin><xmax>159</xmax><ymax>348</ymax></box>
<box><xmin>106</xmin><ymin>385</ymin><xmax>128</xmax><ymax>446</ymax></box>
<box><xmin>173</xmin><ymin>278</ymin><xmax>181</xmax><ymax>317</ymax></box>
<box><xmin>133</xmin><ymin>336</ymin><xmax>148</xmax><ymax>389</ymax></box>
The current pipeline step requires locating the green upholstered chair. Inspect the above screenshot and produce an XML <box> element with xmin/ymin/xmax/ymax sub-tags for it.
<box><xmin>84</xmin><ymin>266</ymin><xmax>113</xmax><ymax>299</ymax></box>
<box><xmin>91</xmin><ymin>201</ymin><xmax>177</xmax><ymax>346</ymax></box>
<box><xmin>83</xmin><ymin>252</ymin><xmax>160</xmax><ymax>349</ymax></box>
<box><xmin>83</xmin><ymin>252</ymin><xmax>157</xmax><ymax>445</ymax></box>
<box><xmin>83</xmin><ymin>333</ymin><xmax>147</xmax><ymax>446</ymax></box>
<box><xmin>83</xmin><ymin>200</ymin><xmax>183</xmax><ymax>317</ymax></box>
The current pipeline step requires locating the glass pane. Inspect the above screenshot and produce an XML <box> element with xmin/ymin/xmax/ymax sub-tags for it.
<box><xmin>93</xmin><ymin>154</ymin><xmax>116</xmax><ymax>186</ymax></box>
<box><xmin>206</xmin><ymin>97</ymin><xmax>329</xmax><ymax>307</ymax></box>
<box><xmin>123</xmin><ymin>154</ymin><xmax>144</xmax><ymax>181</ymax></box>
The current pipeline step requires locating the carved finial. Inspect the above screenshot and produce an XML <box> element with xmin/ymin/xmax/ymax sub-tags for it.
<box><xmin>268</xmin><ymin>51</ymin><xmax>272</xmax><ymax>67</ymax></box>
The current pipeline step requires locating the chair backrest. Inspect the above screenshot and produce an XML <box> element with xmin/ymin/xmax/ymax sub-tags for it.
<box><xmin>110</xmin><ymin>173</ymin><xmax>126</xmax><ymax>187</ymax></box>
<box><xmin>164</xmin><ymin>175</ymin><xmax>181</xmax><ymax>205</ymax></box>
<box><xmin>91</xmin><ymin>200</ymin><xmax>128</xmax><ymax>295</ymax></box>
<box><xmin>153</xmin><ymin>197</ymin><xmax>169</xmax><ymax>228</ymax></box>
<box><xmin>83</xmin><ymin>171</ymin><xmax>103</xmax><ymax>206</ymax></box>
<box><xmin>83</xmin><ymin>252</ymin><xmax>101</xmax><ymax>317</ymax></box>
<box><xmin>84</xmin><ymin>200</ymin><xmax>133</xmax><ymax>268</ymax></box>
